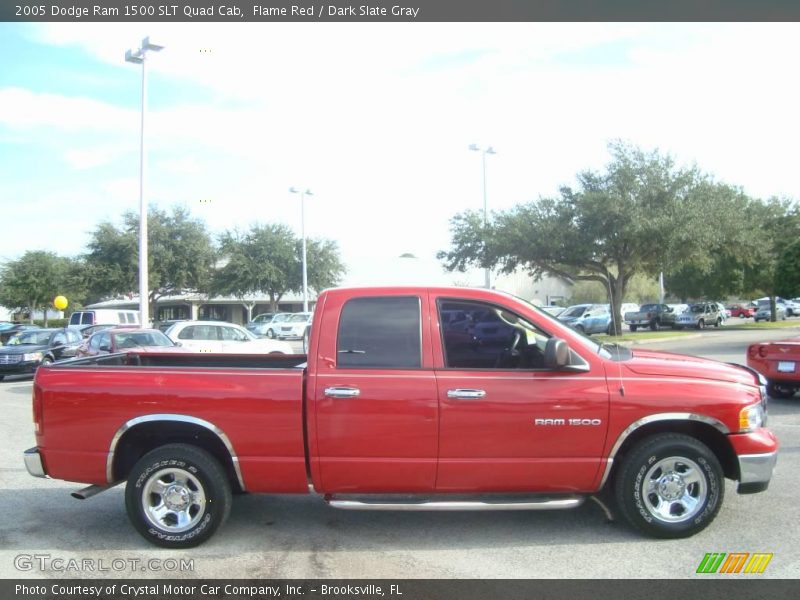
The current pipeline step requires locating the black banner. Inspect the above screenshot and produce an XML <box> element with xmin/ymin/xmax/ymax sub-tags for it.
<box><xmin>4</xmin><ymin>0</ymin><xmax>800</xmax><ymax>22</ymax></box>
<box><xmin>3</xmin><ymin>580</ymin><xmax>800</xmax><ymax>600</ymax></box>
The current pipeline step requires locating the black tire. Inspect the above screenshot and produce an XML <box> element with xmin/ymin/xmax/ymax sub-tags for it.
<box><xmin>630</xmin><ymin>325</ymin><xmax>638</xmax><ymax>332</ymax></box>
<box><xmin>767</xmin><ymin>383</ymin><xmax>796</xmax><ymax>399</ymax></box>
<box><xmin>696</xmin><ymin>319</ymin><xmax>705</xmax><ymax>330</ymax></box>
<box><xmin>0</xmin><ymin>375</ymin><xmax>5</xmax><ymax>381</ymax></box>
<box><xmin>650</xmin><ymin>320</ymin><xmax>659</xmax><ymax>332</ymax></box>
<box><xmin>125</xmin><ymin>443</ymin><xmax>232</xmax><ymax>548</ymax></box>
<box><xmin>714</xmin><ymin>318</ymin><xmax>721</xmax><ymax>328</ymax></box>
<box><xmin>266</xmin><ymin>328</ymin><xmax>275</xmax><ymax>339</ymax></box>
<box><xmin>614</xmin><ymin>433</ymin><xmax>723</xmax><ymax>539</ymax></box>
<box><xmin>575</xmin><ymin>324</ymin><xmax>585</xmax><ymax>334</ymax></box>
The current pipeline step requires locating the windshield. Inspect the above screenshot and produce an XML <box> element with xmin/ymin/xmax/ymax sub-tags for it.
<box><xmin>114</xmin><ymin>331</ymin><xmax>174</xmax><ymax>348</ymax></box>
<box><xmin>7</xmin><ymin>331</ymin><xmax>53</xmax><ymax>345</ymax></box>
<box><xmin>288</xmin><ymin>314</ymin><xmax>310</xmax><ymax>323</ymax></box>
<box><xmin>561</xmin><ymin>306</ymin><xmax>587</xmax><ymax>318</ymax></box>
<box><xmin>640</xmin><ymin>304</ymin><xmax>659</xmax><ymax>311</ymax></box>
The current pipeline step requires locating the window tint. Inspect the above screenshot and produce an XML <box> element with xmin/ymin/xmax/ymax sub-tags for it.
<box><xmin>220</xmin><ymin>326</ymin><xmax>247</xmax><ymax>341</ymax></box>
<box><xmin>51</xmin><ymin>333</ymin><xmax>67</xmax><ymax>346</ymax></box>
<box><xmin>81</xmin><ymin>312</ymin><xmax>94</xmax><ymax>325</ymax></box>
<box><xmin>439</xmin><ymin>300</ymin><xmax>551</xmax><ymax>370</ymax></box>
<box><xmin>337</xmin><ymin>296</ymin><xmax>421</xmax><ymax>368</ymax></box>
<box><xmin>69</xmin><ymin>313</ymin><xmax>81</xmax><ymax>325</ymax></box>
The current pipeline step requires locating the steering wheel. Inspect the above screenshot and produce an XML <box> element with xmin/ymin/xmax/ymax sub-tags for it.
<box><xmin>494</xmin><ymin>330</ymin><xmax>522</xmax><ymax>368</ymax></box>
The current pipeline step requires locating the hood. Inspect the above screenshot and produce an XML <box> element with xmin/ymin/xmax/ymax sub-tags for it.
<box><xmin>626</xmin><ymin>349</ymin><xmax>758</xmax><ymax>387</ymax></box>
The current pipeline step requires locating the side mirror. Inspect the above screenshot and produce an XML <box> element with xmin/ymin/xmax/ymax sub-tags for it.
<box><xmin>544</xmin><ymin>337</ymin><xmax>570</xmax><ymax>369</ymax></box>
<box><xmin>99</xmin><ymin>345</ymin><xmax>110</xmax><ymax>352</ymax></box>
<box><xmin>174</xmin><ymin>341</ymin><xmax>182</xmax><ymax>347</ymax></box>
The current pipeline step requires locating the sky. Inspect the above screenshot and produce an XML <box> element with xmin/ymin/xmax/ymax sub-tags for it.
<box><xmin>1</xmin><ymin>22</ymin><xmax>799</xmax><ymax>287</ymax></box>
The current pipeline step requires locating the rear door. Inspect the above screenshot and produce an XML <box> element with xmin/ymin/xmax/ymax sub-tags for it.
<box><xmin>310</xmin><ymin>292</ymin><xmax>438</xmax><ymax>493</ymax></box>
<box><xmin>431</xmin><ymin>296</ymin><xmax>610</xmax><ymax>493</ymax></box>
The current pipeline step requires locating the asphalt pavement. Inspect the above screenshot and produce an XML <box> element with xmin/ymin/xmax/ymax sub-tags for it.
<box><xmin>0</xmin><ymin>327</ymin><xmax>798</xmax><ymax>579</ymax></box>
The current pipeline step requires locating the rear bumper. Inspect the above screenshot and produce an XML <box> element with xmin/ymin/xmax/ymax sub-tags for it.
<box><xmin>24</xmin><ymin>447</ymin><xmax>47</xmax><ymax>478</ymax></box>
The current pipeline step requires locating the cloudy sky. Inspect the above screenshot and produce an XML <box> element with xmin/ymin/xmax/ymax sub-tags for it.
<box><xmin>1</xmin><ymin>22</ymin><xmax>798</xmax><ymax>286</ymax></box>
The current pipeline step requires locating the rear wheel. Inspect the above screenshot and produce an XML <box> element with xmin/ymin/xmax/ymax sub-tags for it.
<box><xmin>125</xmin><ymin>443</ymin><xmax>232</xmax><ymax>548</ymax></box>
<box><xmin>650</xmin><ymin>320</ymin><xmax>659</xmax><ymax>331</ymax></box>
<box><xmin>714</xmin><ymin>318</ymin><xmax>721</xmax><ymax>327</ymax></box>
<box><xmin>614</xmin><ymin>433</ymin><xmax>723</xmax><ymax>538</ymax></box>
<box><xmin>630</xmin><ymin>325</ymin><xmax>638</xmax><ymax>332</ymax></box>
<box><xmin>768</xmin><ymin>383</ymin><xmax>796</xmax><ymax>399</ymax></box>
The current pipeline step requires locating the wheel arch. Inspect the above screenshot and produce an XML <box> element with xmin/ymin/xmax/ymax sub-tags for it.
<box><xmin>600</xmin><ymin>415</ymin><xmax>739</xmax><ymax>490</ymax></box>
<box><xmin>107</xmin><ymin>414</ymin><xmax>245</xmax><ymax>492</ymax></box>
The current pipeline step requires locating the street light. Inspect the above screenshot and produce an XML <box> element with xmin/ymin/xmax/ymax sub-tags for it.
<box><xmin>125</xmin><ymin>36</ymin><xmax>164</xmax><ymax>327</ymax></box>
<box><xmin>289</xmin><ymin>187</ymin><xmax>313</xmax><ymax>312</ymax></box>
<box><xmin>469</xmin><ymin>143</ymin><xmax>496</xmax><ymax>288</ymax></box>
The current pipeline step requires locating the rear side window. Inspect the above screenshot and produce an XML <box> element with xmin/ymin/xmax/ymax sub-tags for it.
<box><xmin>69</xmin><ymin>313</ymin><xmax>81</xmax><ymax>325</ymax></box>
<box><xmin>337</xmin><ymin>296</ymin><xmax>421</xmax><ymax>369</ymax></box>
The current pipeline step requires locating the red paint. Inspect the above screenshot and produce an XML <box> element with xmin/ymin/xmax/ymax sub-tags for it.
<box><xmin>31</xmin><ymin>286</ymin><xmax>778</xmax><ymax>497</ymax></box>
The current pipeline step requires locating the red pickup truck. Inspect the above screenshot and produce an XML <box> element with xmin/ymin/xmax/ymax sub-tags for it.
<box><xmin>24</xmin><ymin>286</ymin><xmax>778</xmax><ymax>548</ymax></box>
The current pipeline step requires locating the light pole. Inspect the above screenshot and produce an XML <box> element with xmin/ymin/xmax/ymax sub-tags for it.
<box><xmin>469</xmin><ymin>143</ymin><xmax>496</xmax><ymax>288</ymax></box>
<box><xmin>125</xmin><ymin>36</ymin><xmax>164</xmax><ymax>327</ymax></box>
<box><xmin>290</xmin><ymin>187</ymin><xmax>313</xmax><ymax>312</ymax></box>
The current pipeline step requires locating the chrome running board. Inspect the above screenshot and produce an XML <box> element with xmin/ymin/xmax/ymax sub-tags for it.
<box><xmin>327</xmin><ymin>494</ymin><xmax>585</xmax><ymax>511</ymax></box>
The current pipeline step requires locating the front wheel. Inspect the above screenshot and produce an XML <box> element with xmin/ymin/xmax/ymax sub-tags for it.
<box><xmin>696</xmin><ymin>319</ymin><xmax>705</xmax><ymax>330</ymax></box>
<box><xmin>266</xmin><ymin>328</ymin><xmax>276</xmax><ymax>339</ymax></box>
<box><xmin>125</xmin><ymin>443</ymin><xmax>232</xmax><ymax>548</ymax></box>
<box><xmin>614</xmin><ymin>433</ymin><xmax>723</xmax><ymax>538</ymax></box>
<box><xmin>650</xmin><ymin>320</ymin><xmax>659</xmax><ymax>331</ymax></box>
<box><xmin>630</xmin><ymin>325</ymin><xmax>638</xmax><ymax>332</ymax></box>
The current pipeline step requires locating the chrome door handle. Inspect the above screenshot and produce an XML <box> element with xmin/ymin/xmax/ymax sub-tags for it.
<box><xmin>447</xmin><ymin>389</ymin><xmax>486</xmax><ymax>400</ymax></box>
<box><xmin>324</xmin><ymin>387</ymin><xmax>361</xmax><ymax>399</ymax></box>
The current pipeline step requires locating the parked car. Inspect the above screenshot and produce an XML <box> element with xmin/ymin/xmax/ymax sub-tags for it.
<box><xmin>246</xmin><ymin>313</ymin><xmax>275</xmax><ymax>335</ymax></box>
<box><xmin>754</xmin><ymin>301</ymin><xmax>787</xmax><ymax>322</ymax></box>
<box><xmin>0</xmin><ymin>324</ymin><xmax>40</xmax><ymax>345</ymax></box>
<box><xmin>747</xmin><ymin>335</ymin><xmax>799</xmax><ymax>399</ymax></box>
<box><xmin>539</xmin><ymin>305</ymin><xmax>565</xmax><ymax>318</ymax></box>
<box><xmin>0</xmin><ymin>328</ymin><xmax>82</xmax><ymax>380</ymax></box>
<box><xmin>249</xmin><ymin>313</ymin><xmax>293</xmax><ymax>338</ymax></box>
<box><xmin>68</xmin><ymin>309</ymin><xmax>140</xmax><ymax>329</ymax></box>
<box><xmin>25</xmin><ymin>285</ymin><xmax>777</xmax><ymax>548</ymax></box>
<box><xmin>77</xmin><ymin>328</ymin><xmax>181</xmax><ymax>358</ymax></box>
<box><xmin>559</xmin><ymin>304</ymin><xmax>611</xmax><ymax>335</ymax></box>
<box><xmin>624</xmin><ymin>303</ymin><xmax>677</xmax><ymax>331</ymax></box>
<box><xmin>275</xmin><ymin>313</ymin><xmax>313</xmax><ymax>340</ymax></box>
<box><xmin>727</xmin><ymin>304</ymin><xmax>755</xmax><ymax>318</ymax></box>
<box><xmin>673</xmin><ymin>303</ymin><xmax>722</xmax><ymax>330</ymax></box>
<box><xmin>164</xmin><ymin>321</ymin><xmax>292</xmax><ymax>354</ymax></box>
<box><xmin>154</xmin><ymin>319</ymin><xmax>187</xmax><ymax>333</ymax></box>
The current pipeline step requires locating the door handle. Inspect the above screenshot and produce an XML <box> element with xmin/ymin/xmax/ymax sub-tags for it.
<box><xmin>324</xmin><ymin>387</ymin><xmax>361</xmax><ymax>399</ymax></box>
<box><xmin>447</xmin><ymin>389</ymin><xmax>487</xmax><ymax>400</ymax></box>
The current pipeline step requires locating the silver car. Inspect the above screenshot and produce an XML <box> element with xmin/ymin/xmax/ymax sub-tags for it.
<box><xmin>754</xmin><ymin>302</ymin><xmax>787</xmax><ymax>322</ymax></box>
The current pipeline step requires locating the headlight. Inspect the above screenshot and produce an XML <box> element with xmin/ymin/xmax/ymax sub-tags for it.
<box><xmin>739</xmin><ymin>403</ymin><xmax>765</xmax><ymax>432</ymax></box>
<box><xmin>22</xmin><ymin>352</ymin><xmax>44</xmax><ymax>362</ymax></box>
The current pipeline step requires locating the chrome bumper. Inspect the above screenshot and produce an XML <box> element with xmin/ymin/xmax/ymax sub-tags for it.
<box><xmin>24</xmin><ymin>447</ymin><xmax>47</xmax><ymax>478</ymax></box>
<box><xmin>737</xmin><ymin>451</ymin><xmax>777</xmax><ymax>494</ymax></box>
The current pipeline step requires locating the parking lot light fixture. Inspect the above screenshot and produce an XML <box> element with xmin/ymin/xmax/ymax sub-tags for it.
<box><xmin>289</xmin><ymin>187</ymin><xmax>313</xmax><ymax>312</ymax></box>
<box><xmin>469</xmin><ymin>144</ymin><xmax>497</xmax><ymax>289</ymax></box>
<box><xmin>125</xmin><ymin>36</ymin><xmax>164</xmax><ymax>328</ymax></box>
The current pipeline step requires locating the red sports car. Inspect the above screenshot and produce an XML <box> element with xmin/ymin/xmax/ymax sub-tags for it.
<box><xmin>747</xmin><ymin>336</ymin><xmax>800</xmax><ymax>398</ymax></box>
<box><xmin>728</xmin><ymin>304</ymin><xmax>755</xmax><ymax>318</ymax></box>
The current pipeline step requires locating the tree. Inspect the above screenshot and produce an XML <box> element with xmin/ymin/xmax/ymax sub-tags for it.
<box><xmin>775</xmin><ymin>239</ymin><xmax>800</xmax><ymax>299</ymax></box>
<box><xmin>212</xmin><ymin>224</ymin><xmax>346</xmax><ymax>313</ymax></box>
<box><xmin>0</xmin><ymin>251</ymin><xmax>75</xmax><ymax>325</ymax></box>
<box><xmin>438</xmin><ymin>141</ymin><xmax>706</xmax><ymax>335</ymax></box>
<box><xmin>85</xmin><ymin>206</ymin><xmax>214</xmax><ymax>316</ymax></box>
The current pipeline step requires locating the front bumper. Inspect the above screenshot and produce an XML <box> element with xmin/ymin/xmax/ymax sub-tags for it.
<box><xmin>24</xmin><ymin>447</ymin><xmax>47</xmax><ymax>478</ymax></box>
<box><xmin>0</xmin><ymin>360</ymin><xmax>40</xmax><ymax>376</ymax></box>
<box><xmin>737</xmin><ymin>452</ymin><xmax>778</xmax><ymax>494</ymax></box>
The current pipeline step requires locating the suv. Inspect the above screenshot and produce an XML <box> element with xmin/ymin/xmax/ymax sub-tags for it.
<box><xmin>673</xmin><ymin>303</ymin><xmax>722</xmax><ymax>330</ymax></box>
<box><xmin>248</xmin><ymin>313</ymin><xmax>293</xmax><ymax>338</ymax></box>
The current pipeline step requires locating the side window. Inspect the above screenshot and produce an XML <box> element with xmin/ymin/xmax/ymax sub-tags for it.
<box><xmin>69</xmin><ymin>313</ymin><xmax>81</xmax><ymax>325</ymax></box>
<box><xmin>98</xmin><ymin>332</ymin><xmax>111</xmax><ymax>350</ymax></box>
<box><xmin>337</xmin><ymin>296</ymin><xmax>421</xmax><ymax>368</ymax></box>
<box><xmin>439</xmin><ymin>300</ymin><xmax>550</xmax><ymax>370</ymax></box>
<box><xmin>51</xmin><ymin>333</ymin><xmax>67</xmax><ymax>346</ymax></box>
<box><xmin>89</xmin><ymin>334</ymin><xmax>102</xmax><ymax>351</ymax></box>
<box><xmin>81</xmin><ymin>312</ymin><xmax>94</xmax><ymax>325</ymax></box>
<box><xmin>66</xmin><ymin>330</ymin><xmax>81</xmax><ymax>343</ymax></box>
<box><xmin>178</xmin><ymin>326</ymin><xmax>196</xmax><ymax>340</ymax></box>
<box><xmin>220</xmin><ymin>326</ymin><xmax>247</xmax><ymax>341</ymax></box>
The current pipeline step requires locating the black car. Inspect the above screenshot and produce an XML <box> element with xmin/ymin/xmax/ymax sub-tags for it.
<box><xmin>0</xmin><ymin>328</ymin><xmax>83</xmax><ymax>380</ymax></box>
<box><xmin>0</xmin><ymin>323</ymin><xmax>40</xmax><ymax>345</ymax></box>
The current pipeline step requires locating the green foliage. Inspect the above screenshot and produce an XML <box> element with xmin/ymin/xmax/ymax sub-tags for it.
<box><xmin>775</xmin><ymin>238</ymin><xmax>800</xmax><ymax>299</ymax></box>
<box><xmin>0</xmin><ymin>251</ymin><xmax>79</xmax><ymax>324</ymax></box>
<box><xmin>439</xmin><ymin>141</ymin><xmax>703</xmax><ymax>335</ymax></box>
<box><xmin>212</xmin><ymin>224</ymin><xmax>345</xmax><ymax>311</ymax></box>
<box><xmin>84</xmin><ymin>206</ymin><xmax>215</xmax><ymax>311</ymax></box>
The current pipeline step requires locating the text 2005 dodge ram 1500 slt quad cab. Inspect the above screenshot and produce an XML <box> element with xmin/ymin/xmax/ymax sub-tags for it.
<box><xmin>24</xmin><ymin>287</ymin><xmax>778</xmax><ymax>547</ymax></box>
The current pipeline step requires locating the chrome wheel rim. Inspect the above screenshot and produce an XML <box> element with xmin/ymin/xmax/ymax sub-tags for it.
<box><xmin>642</xmin><ymin>456</ymin><xmax>707</xmax><ymax>523</ymax></box>
<box><xmin>142</xmin><ymin>468</ymin><xmax>206</xmax><ymax>533</ymax></box>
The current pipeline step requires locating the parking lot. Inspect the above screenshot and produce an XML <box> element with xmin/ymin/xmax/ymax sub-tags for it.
<box><xmin>1</xmin><ymin>327</ymin><xmax>798</xmax><ymax>579</ymax></box>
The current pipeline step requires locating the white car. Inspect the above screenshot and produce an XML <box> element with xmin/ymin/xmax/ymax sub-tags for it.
<box><xmin>275</xmin><ymin>313</ymin><xmax>313</xmax><ymax>340</ymax></box>
<box><xmin>164</xmin><ymin>321</ymin><xmax>293</xmax><ymax>354</ymax></box>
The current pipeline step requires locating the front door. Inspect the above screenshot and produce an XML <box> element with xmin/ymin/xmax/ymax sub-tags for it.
<box><xmin>432</xmin><ymin>298</ymin><xmax>610</xmax><ymax>493</ymax></box>
<box><xmin>311</xmin><ymin>293</ymin><xmax>438</xmax><ymax>493</ymax></box>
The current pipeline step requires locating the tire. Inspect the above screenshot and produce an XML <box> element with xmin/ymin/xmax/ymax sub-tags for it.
<box><xmin>614</xmin><ymin>433</ymin><xmax>724</xmax><ymax>539</ymax></box>
<box><xmin>767</xmin><ymin>383</ymin><xmax>796</xmax><ymax>399</ymax></box>
<box><xmin>630</xmin><ymin>325</ymin><xmax>638</xmax><ymax>332</ymax></box>
<box><xmin>696</xmin><ymin>319</ymin><xmax>705</xmax><ymax>330</ymax></box>
<box><xmin>650</xmin><ymin>320</ymin><xmax>659</xmax><ymax>332</ymax></box>
<box><xmin>266</xmin><ymin>328</ymin><xmax>275</xmax><ymax>339</ymax></box>
<box><xmin>125</xmin><ymin>443</ymin><xmax>232</xmax><ymax>548</ymax></box>
<box><xmin>0</xmin><ymin>375</ymin><xmax>4</xmax><ymax>381</ymax></box>
<box><xmin>606</xmin><ymin>324</ymin><xmax>612</xmax><ymax>335</ymax></box>
<box><xmin>714</xmin><ymin>318</ymin><xmax>721</xmax><ymax>328</ymax></box>
<box><xmin>575</xmin><ymin>324</ymin><xmax>585</xmax><ymax>334</ymax></box>
<box><xmin>40</xmin><ymin>356</ymin><xmax>53</xmax><ymax>366</ymax></box>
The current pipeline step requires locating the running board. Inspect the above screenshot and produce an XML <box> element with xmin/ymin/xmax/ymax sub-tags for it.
<box><xmin>327</xmin><ymin>494</ymin><xmax>585</xmax><ymax>511</ymax></box>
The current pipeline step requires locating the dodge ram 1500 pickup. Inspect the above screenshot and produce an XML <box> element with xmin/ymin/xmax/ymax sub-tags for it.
<box><xmin>24</xmin><ymin>287</ymin><xmax>778</xmax><ymax>548</ymax></box>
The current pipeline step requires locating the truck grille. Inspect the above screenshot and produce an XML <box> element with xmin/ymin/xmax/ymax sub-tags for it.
<box><xmin>0</xmin><ymin>354</ymin><xmax>22</xmax><ymax>364</ymax></box>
